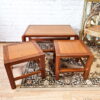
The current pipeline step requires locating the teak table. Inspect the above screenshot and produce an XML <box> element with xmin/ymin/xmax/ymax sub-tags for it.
<box><xmin>22</xmin><ymin>25</ymin><xmax>79</xmax><ymax>42</ymax></box>
<box><xmin>3</xmin><ymin>41</ymin><xmax>45</xmax><ymax>89</ymax></box>
<box><xmin>54</xmin><ymin>40</ymin><xmax>94</xmax><ymax>80</ymax></box>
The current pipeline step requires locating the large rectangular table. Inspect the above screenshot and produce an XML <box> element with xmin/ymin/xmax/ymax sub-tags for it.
<box><xmin>22</xmin><ymin>25</ymin><xmax>79</xmax><ymax>42</ymax></box>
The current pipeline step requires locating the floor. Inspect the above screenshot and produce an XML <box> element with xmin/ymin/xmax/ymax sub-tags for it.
<box><xmin>0</xmin><ymin>43</ymin><xmax>100</xmax><ymax>100</ymax></box>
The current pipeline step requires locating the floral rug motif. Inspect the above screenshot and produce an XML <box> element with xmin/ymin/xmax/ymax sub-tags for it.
<box><xmin>21</xmin><ymin>42</ymin><xmax>100</xmax><ymax>88</ymax></box>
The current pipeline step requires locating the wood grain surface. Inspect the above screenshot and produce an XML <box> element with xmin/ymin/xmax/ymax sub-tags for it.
<box><xmin>54</xmin><ymin>40</ymin><xmax>92</xmax><ymax>56</ymax></box>
<box><xmin>24</xmin><ymin>25</ymin><xmax>76</xmax><ymax>36</ymax></box>
<box><xmin>3</xmin><ymin>41</ymin><xmax>43</xmax><ymax>64</ymax></box>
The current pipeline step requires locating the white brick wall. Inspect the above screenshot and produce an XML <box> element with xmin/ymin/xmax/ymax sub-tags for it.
<box><xmin>0</xmin><ymin>0</ymin><xmax>84</xmax><ymax>42</ymax></box>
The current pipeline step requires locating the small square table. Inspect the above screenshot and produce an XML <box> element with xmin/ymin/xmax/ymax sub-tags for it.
<box><xmin>3</xmin><ymin>41</ymin><xmax>45</xmax><ymax>89</ymax></box>
<box><xmin>54</xmin><ymin>40</ymin><xmax>94</xmax><ymax>80</ymax></box>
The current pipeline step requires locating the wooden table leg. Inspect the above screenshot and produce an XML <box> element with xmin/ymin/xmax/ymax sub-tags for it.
<box><xmin>40</xmin><ymin>55</ymin><xmax>45</xmax><ymax>79</ymax></box>
<box><xmin>28</xmin><ymin>37</ymin><xmax>32</xmax><ymax>41</ymax></box>
<box><xmin>83</xmin><ymin>55</ymin><xmax>94</xmax><ymax>80</ymax></box>
<box><xmin>5</xmin><ymin>64</ymin><xmax>16</xmax><ymax>89</ymax></box>
<box><xmin>22</xmin><ymin>35</ymin><xmax>26</xmax><ymax>42</ymax></box>
<box><xmin>55</xmin><ymin>56</ymin><xmax>60</xmax><ymax>80</ymax></box>
<box><xmin>53</xmin><ymin>51</ymin><xmax>55</xmax><ymax>63</ymax></box>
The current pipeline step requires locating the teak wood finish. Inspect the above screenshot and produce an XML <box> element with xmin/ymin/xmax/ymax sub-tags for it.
<box><xmin>22</xmin><ymin>25</ymin><xmax>79</xmax><ymax>52</ymax></box>
<box><xmin>3</xmin><ymin>41</ymin><xmax>45</xmax><ymax>89</ymax></box>
<box><xmin>22</xmin><ymin>25</ymin><xmax>79</xmax><ymax>42</ymax></box>
<box><xmin>54</xmin><ymin>40</ymin><xmax>94</xmax><ymax>80</ymax></box>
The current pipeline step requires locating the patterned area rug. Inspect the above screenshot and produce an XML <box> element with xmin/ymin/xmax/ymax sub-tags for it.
<box><xmin>21</xmin><ymin>41</ymin><xmax>100</xmax><ymax>88</ymax></box>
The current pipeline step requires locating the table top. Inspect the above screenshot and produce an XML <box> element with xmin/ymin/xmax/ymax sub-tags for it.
<box><xmin>3</xmin><ymin>41</ymin><xmax>43</xmax><ymax>64</ymax></box>
<box><xmin>24</xmin><ymin>25</ymin><xmax>77</xmax><ymax>37</ymax></box>
<box><xmin>54</xmin><ymin>40</ymin><xmax>92</xmax><ymax>57</ymax></box>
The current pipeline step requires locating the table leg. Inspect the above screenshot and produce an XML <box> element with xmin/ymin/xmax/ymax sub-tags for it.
<box><xmin>53</xmin><ymin>48</ymin><xmax>55</xmax><ymax>62</ymax></box>
<box><xmin>40</xmin><ymin>55</ymin><xmax>45</xmax><ymax>79</ymax></box>
<box><xmin>22</xmin><ymin>35</ymin><xmax>26</xmax><ymax>42</ymax></box>
<box><xmin>5</xmin><ymin>64</ymin><xmax>16</xmax><ymax>89</ymax></box>
<box><xmin>83</xmin><ymin>55</ymin><xmax>94</xmax><ymax>80</ymax></box>
<box><xmin>29</xmin><ymin>37</ymin><xmax>32</xmax><ymax>41</ymax></box>
<box><xmin>55</xmin><ymin>56</ymin><xmax>60</xmax><ymax>80</ymax></box>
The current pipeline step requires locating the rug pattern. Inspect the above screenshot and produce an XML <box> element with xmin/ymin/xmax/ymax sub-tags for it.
<box><xmin>21</xmin><ymin>42</ymin><xmax>100</xmax><ymax>88</ymax></box>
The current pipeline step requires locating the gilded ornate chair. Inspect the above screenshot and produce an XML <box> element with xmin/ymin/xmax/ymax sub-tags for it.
<box><xmin>83</xmin><ymin>4</ymin><xmax>100</xmax><ymax>45</ymax></box>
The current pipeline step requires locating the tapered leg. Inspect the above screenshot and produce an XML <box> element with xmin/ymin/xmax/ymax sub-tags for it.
<box><xmin>83</xmin><ymin>55</ymin><xmax>94</xmax><ymax>80</ymax></box>
<box><xmin>55</xmin><ymin>56</ymin><xmax>60</xmax><ymax>80</ymax></box>
<box><xmin>40</xmin><ymin>55</ymin><xmax>45</xmax><ymax>78</ymax></box>
<box><xmin>5</xmin><ymin>64</ymin><xmax>16</xmax><ymax>89</ymax></box>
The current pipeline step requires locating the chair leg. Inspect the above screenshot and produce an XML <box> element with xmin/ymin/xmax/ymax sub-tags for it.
<box><xmin>5</xmin><ymin>64</ymin><xmax>16</xmax><ymax>89</ymax></box>
<box><xmin>83</xmin><ymin>55</ymin><xmax>94</xmax><ymax>80</ymax></box>
<box><xmin>55</xmin><ymin>56</ymin><xmax>60</xmax><ymax>80</ymax></box>
<box><xmin>40</xmin><ymin>55</ymin><xmax>45</xmax><ymax>79</ymax></box>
